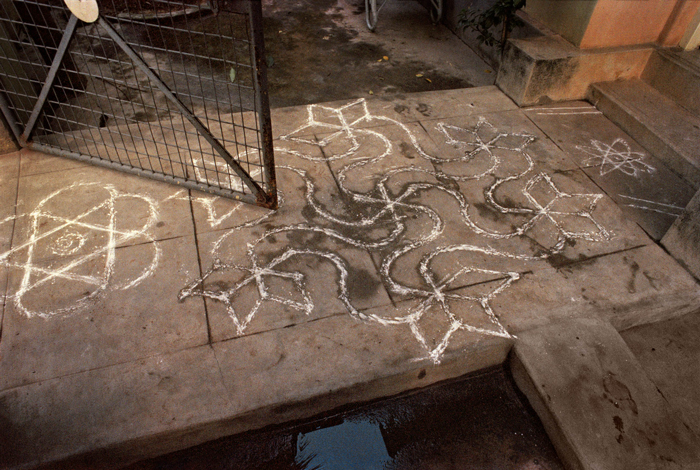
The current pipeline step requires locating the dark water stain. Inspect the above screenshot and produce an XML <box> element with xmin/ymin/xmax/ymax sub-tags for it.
<box><xmin>613</xmin><ymin>415</ymin><xmax>625</xmax><ymax>444</ymax></box>
<box><xmin>546</xmin><ymin>251</ymin><xmax>590</xmax><ymax>269</ymax></box>
<box><xmin>259</xmin><ymin>0</ymin><xmax>472</xmax><ymax>108</ymax></box>
<box><xmin>642</xmin><ymin>270</ymin><xmax>660</xmax><ymax>291</ymax></box>
<box><xmin>415</xmin><ymin>103</ymin><xmax>431</xmax><ymax>117</ymax></box>
<box><xmin>398</xmin><ymin>141</ymin><xmax>415</xmax><ymax>159</ymax></box>
<box><xmin>473</xmin><ymin>202</ymin><xmax>503</xmax><ymax>223</ymax></box>
<box><xmin>434</xmin><ymin>172</ymin><xmax>460</xmax><ymax>192</ymax></box>
<box><xmin>123</xmin><ymin>367</ymin><xmax>565</xmax><ymax>470</ymax></box>
<box><xmin>603</xmin><ymin>372</ymin><xmax>638</xmax><ymax>415</ymax></box>
<box><xmin>346</xmin><ymin>266</ymin><xmax>381</xmax><ymax>300</ymax></box>
<box><xmin>301</xmin><ymin>204</ymin><xmax>317</xmax><ymax>223</ymax></box>
<box><xmin>626</xmin><ymin>259</ymin><xmax>640</xmax><ymax>294</ymax></box>
<box><xmin>394</xmin><ymin>104</ymin><xmax>409</xmax><ymax>115</ymax></box>
<box><xmin>285</xmin><ymin>230</ymin><xmax>326</xmax><ymax>250</ymax></box>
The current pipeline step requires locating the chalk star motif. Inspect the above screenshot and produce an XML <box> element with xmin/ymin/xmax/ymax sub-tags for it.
<box><xmin>436</xmin><ymin>118</ymin><xmax>536</xmax><ymax>165</ymax></box>
<box><xmin>280</xmin><ymin>99</ymin><xmax>373</xmax><ymax>160</ymax></box>
<box><xmin>576</xmin><ymin>138</ymin><xmax>655</xmax><ymax>177</ymax></box>
<box><xmin>521</xmin><ymin>172</ymin><xmax>611</xmax><ymax>244</ymax></box>
<box><xmin>404</xmin><ymin>265</ymin><xmax>518</xmax><ymax>363</ymax></box>
<box><xmin>180</xmin><ymin>250</ymin><xmax>315</xmax><ymax>336</ymax></box>
<box><xmin>1</xmin><ymin>183</ymin><xmax>160</xmax><ymax>318</ymax></box>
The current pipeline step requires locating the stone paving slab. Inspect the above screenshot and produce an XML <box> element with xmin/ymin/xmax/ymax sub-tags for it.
<box><xmin>0</xmin><ymin>344</ymin><xmax>232</xmax><ymax>469</ymax></box>
<box><xmin>511</xmin><ymin>318</ymin><xmax>700</xmax><ymax>470</ymax></box>
<box><xmin>494</xmin><ymin>244</ymin><xmax>700</xmax><ymax>334</ymax></box>
<box><xmin>18</xmin><ymin>148</ymin><xmax>89</xmax><ymax>178</ymax></box>
<box><xmin>0</xmin><ymin>151</ymin><xmax>19</xmax><ymax>186</ymax></box>
<box><xmin>523</xmin><ymin>102</ymin><xmax>697</xmax><ymax>241</ymax></box>
<box><xmin>662</xmin><ymin>189</ymin><xmax>700</xmax><ymax>280</ymax></box>
<box><xmin>0</xmin><ymin>87</ymin><xmax>698</xmax><ymax>468</ymax></box>
<box><xmin>11</xmin><ymin>162</ymin><xmax>196</xmax><ymax>250</ymax></box>
<box><xmin>267</xmin><ymin>86</ymin><xmax>518</xmax><ymax>135</ymax></box>
<box><xmin>0</xmin><ymin>234</ymin><xmax>207</xmax><ymax>390</ymax></box>
<box><xmin>0</xmin><ymin>318</ymin><xmax>512</xmax><ymax>469</ymax></box>
<box><xmin>621</xmin><ymin>310</ymin><xmax>700</xmax><ymax>437</ymax></box>
<box><xmin>0</xmin><ymin>163</ymin><xmax>17</xmax><ymax>337</ymax></box>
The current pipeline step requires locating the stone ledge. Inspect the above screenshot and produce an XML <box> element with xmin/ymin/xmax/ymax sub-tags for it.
<box><xmin>662</xmin><ymin>188</ymin><xmax>700</xmax><ymax>280</ymax></box>
<box><xmin>510</xmin><ymin>317</ymin><xmax>700</xmax><ymax>470</ymax></box>
<box><xmin>496</xmin><ymin>35</ymin><xmax>652</xmax><ymax>106</ymax></box>
<box><xmin>0</xmin><ymin>315</ymin><xmax>512</xmax><ymax>470</ymax></box>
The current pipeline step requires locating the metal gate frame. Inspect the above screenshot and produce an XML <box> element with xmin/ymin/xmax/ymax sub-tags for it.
<box><xmin>0</xmin><ymin>0</ymin><xmax>277</xmax><ymax>208</ymax></box>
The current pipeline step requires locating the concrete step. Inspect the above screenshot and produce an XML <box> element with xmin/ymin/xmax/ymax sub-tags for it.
<box><xmin>642</xmin><ymin>48</ymin><xmax>700</xmax><ymax>118</ymax></box>
<box><xmin>588</xmin><ymin>79</ymin><xmax>700</xmax><ymax>191</ymax></box>
<box><xmin>511</xmin><ymin>317</ymin><xmax>700</xmax><ymax>470</ymax></box>
<box><xmin>662</xmin><ymin>188</ymin><xmax>700</xmax><ymax>281</ymax></box>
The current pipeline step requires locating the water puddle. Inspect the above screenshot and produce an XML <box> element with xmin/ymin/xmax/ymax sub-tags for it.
<box><xmin>296</xmin><ymin>420</ymin><xmax>391</xmax><ymax>470</ymax></box>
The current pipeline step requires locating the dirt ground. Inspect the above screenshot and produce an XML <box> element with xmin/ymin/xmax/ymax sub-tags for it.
<box><xmin>261</xmin><ymin>0</ymin><xmax>495</xmax><ymax>108</ymax></box>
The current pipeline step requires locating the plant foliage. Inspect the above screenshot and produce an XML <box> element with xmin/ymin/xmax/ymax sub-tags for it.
<box><xmin>458</xmin><ymin>0</ymin><xmax>526</xmax><ymax>51</ymax></box>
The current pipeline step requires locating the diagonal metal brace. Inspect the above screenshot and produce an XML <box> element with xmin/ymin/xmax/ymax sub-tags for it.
<box><xmin>97</xmin><ymin>17</ymin><xmax>271</xmax><ymax>205</ymax></box>
<box><xmin>20</xmin><ymin>13</ymin><xmax>78</xmax><ymax>144</ymax></box>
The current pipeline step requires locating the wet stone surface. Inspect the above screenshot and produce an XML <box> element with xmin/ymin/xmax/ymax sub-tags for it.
<box><xmin>262</xmin><ymin>0</ymin><xmax>495</xmax><ymax>108</ymax></box>
<box><xmin>123</xmin><ymin>366</ymin><xmax>565</xmax><ymax>470</ymax></box>
<box><xmin>1</xmin><ymin>89</ymin><xmax>699</xmax><ymax>468</ymax></box>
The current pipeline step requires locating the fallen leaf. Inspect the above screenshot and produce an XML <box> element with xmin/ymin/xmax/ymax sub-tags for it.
<box><xmin>425</xmin><ymin>78</ymin><xmax>432</xmax><ymax>83</ymax></box>
<box><xmin>485</xmin><ymin>69</ymin><xmax>492</xmax><ymax>73</ymax></box>
<box><xmin>383</xmin><ymin>56</ymin><xmax>389</xmax><ymax>61</ymax></box>
<box><xmin>229</xmin><ymin>67</ymin><xmax>236</xmax><ymax>82</ymax></box>
<box><xmin>377</xmin><ymin>59</ymin><xmax>383</xmax><ymax>62</ymax></box>
<box><xmin>416</xmin><ymin>73</ymin><xmax>423</xmax><ymax>78</ymax></box>
<box><xmin>368</xmin><ymin>90</ymin><xmax>374</xmax><ymax>95</ymax></box>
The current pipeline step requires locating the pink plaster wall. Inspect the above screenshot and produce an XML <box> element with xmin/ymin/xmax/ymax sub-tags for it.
<box><xmin>658</xmin><ymin>0</ymin><xmax>700</xmax><ymax>46</ymax></box>
<box><xmin>580</xmin><ymin>0</ymin><xmax>700</xmax><ymax>49</ymax></box>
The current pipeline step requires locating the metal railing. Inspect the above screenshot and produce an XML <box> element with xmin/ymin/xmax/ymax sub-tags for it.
<box><xmin>0</xmin><ymin>0</ymin><xmax>276</xmax><ymax>207</ymax></box>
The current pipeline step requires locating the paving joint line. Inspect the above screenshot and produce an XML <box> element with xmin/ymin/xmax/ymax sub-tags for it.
<box><xmin>113</xmin><ymin>234</ymin><xmax>184</xmax><ymax>249</ymax></box>
<box><xmin>0</xmin><ymin>157</ymin><xmax>21</xmax><ymax>346</ymax></box>
<box><xmin>318</xmin><ymin>134</ymin><xmax>344</xmax><ymax>196</ymax></box>
<box><xmin>551</xmin><ymin>244</ymin><xmax>650</xmax><ymax>270</ymax></box>
<box><xmin>522</xmin><ymin>108</ymin><xmax>583</xmax><ymax>172</ymax></box>
<box><xmin>187</xmin><ymin>188</ymin><xmax>213</xmax><ymax>345</ymax></box>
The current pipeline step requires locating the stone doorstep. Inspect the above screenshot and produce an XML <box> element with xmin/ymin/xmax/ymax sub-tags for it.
<box><xmin>642</xmin><ymin>49</ymin><xmax>700</xmax><ymax>118</ymax></box>
<box><xmin>496</xmin><ymin>35</ymin><xmax>653</xmax><ymax>107</ymax></box>
<box><xmin>0</xmin><ymin>313</ymin><xmax>512</xmax><ymax>470</ymax></box>
<box><xmin>510</xmin><ymin>317</ymin><xmax>700</xmax><ymax>470</ymax></box>
<box><xmin>662</xmin><ymin>188</ymin><xmax>700</xmax><ymax>281</ymax></box>
<box><xmin>588</xmin><ymin>79</ymin><xmax>700</xmax><ymax>192</ymax></box>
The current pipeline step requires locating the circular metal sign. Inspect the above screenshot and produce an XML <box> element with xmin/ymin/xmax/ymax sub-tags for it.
<box><xmin>64</xmin><ymin>0</ymin><xmax>99</xmax><ymax>23</ymax></box>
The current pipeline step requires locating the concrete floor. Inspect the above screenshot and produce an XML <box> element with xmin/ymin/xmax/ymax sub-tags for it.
<box><xmin>1</xmin><ymin>1</ymin><xmax>699</xmax><ymax>468</ymax></box>
<box><xmin>261</xmin><ymin>0</ymin><xmax>495</xmax><ymax>108</ymax></box>
<box><xmin>1</xmin><ymin>87</ymin><xmax>699</xmax><ymax>468</ymax></box>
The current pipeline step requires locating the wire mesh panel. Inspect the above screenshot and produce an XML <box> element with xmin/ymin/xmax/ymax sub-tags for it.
<box><xmin>0</xmin><ymin>0</ymin><xmax>276</xmax><ymax>207</ymax></box>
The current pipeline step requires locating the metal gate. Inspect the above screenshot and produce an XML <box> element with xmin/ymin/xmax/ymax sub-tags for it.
<box><xmin>0</xmin><ymin>0</ymin><xmax>277</xmax><ymax>208</ymax></box>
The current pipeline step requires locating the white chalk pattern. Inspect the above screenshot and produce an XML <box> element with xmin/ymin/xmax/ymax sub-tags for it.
<box><xmin>577</xmin><ymin>138</ymin><xmax>655</xmax><ymax>177</ymax></box>
<box><xmin>0</xmin><ymin>183</ymin><xmax>160</xmax><ymax>318</ymax></box>
<box><xmin>180</xmin><ymin>99</ymin><xmax>612</xmax><ymax>362</ymax></box>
